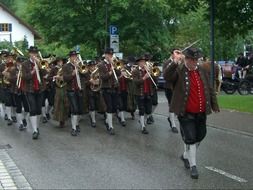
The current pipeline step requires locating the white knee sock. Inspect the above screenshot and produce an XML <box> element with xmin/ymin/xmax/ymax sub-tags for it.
<box><xmin>30</xmin><ymin>116</ymin><xmax>38</xmax><ymax>133</ymax></box>
<box><xmin>105</xmin><ymin>113</ymin><xmax>108</xmax><ymax>124</ymax></box>
<box><xmin>71</xmin><ymin>115</ymin><xmax>77</xmax><ymax>130</ymax></box>
<box><xmin>188</xmin><ymin>144</ymin><xmax>197</xmax><ymax>167</ymax></box>
<box><xmin>107</xmin><ymin>113</ymin><xmax>113</xmax><ymax>129</ymax></box>
<box><xmin>90</xmin><ymin>111</ymin><xmax>96</xmax><ymax>123</ymax></box>
<box><xmin>41</xmin><ymin>107</ymin><xmax>46</xmax><ymax>117</ymax></box>
<box><xmin>47</xmin><ymin>105</ymin><xmax>52</xmax><ymax>114</ymax></box>
<box><xmin>140</xmin><ymin>115</ymin><xmax>145</xmax><ymax>129</ymax></box>
<box><xmin>6</xmin><ymin>106</ymin><xmax>12</xmax><ymax>120</ymax></box>
<box><xmin>11</xmin><ymin>107</ymin><xmax>16</xmax><ymax>117</ymax></box>
<box><xmin>0</xmin><ymin>103</ymin><xmax>5</xmax><ymax>118</ymax></box>
<box><xmin>16</xmin><ymin>113</ymin><xmax>23</xmax><ymax>125</ymax></box>
<box><xmin>169</xmin><ymin>112</ymin><xmax>176</xmax><ymax>128</ymax></box>
<box><xmin>120</xmin><ymin>111</ymin><xmax>125</xmax><ymax>122</ymax></box>
<box><xmin>183</xmin><ymin>144</ymin><xmax>189</xmax><ymax>159</ymax></box>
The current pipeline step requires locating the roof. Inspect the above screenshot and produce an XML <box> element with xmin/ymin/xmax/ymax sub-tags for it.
<box><xmin>0</xmin><ymin>2</ymin><xmax>41</xmax><ymax>39</ymax></box>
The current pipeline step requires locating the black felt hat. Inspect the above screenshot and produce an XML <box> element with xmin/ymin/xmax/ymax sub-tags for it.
<box><xmin>104</xmin><ymin>47</ymin><xmax>114</xmax><ymax>55</ymax></box>
<box><xmin>183</xmin><ymin>47</ymin><xmax>202</xmax><ymax>59</ymax></box>
<box><xmin>27</xmin><ymin>46</ymin><xmax>39</xmax><ymax>53</ymax></box>
<box><xmin>136</xmin><ymin>55</ymin><xmax>147</xmax><ymax>62</ymax></box>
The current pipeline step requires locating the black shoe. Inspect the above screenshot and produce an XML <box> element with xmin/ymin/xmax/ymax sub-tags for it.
<box><xmin>46</xmin><ymin>113</ymin><xmax>50</xmax><ymax>120</ymax></box>
<box><xmin>19</xmin><ymin>124</ymin><xmax>25</xmax><ymax>131</ymax></box>
<box><xmin>42</xmin><ymin>116</ymin><xmax>47</xmax><ymax>123</ymax></box>
<box><xmin>146</xmin><ymin>117</ymin><xmax>153</xmax><ymax>125</ymax></box>
<box><xmin>91</xmin><ymin>122</ymin><xmax>96</xmax><ymax>128</ymax></box>
<box><xmin>76</xmin><ymin>125</ymin><xmax>80</xmax><ymax>133</ymax></box>
<box><xmin>172</xmin><ymin>127</ymin><xmax>179</xmax><ymax>133</ymax></box>
<box><xmin>22</xmin><ymin>119</ymin><xmax>27</xmax><ymax>127</ymax></box>
<box><xmin>149</xmin><ymin>115</ymin><xmax>154</xmax><ymax>123</ymax></box>
<box><xmin>142</xmin><ymin>127</ymin><xmax>149</xmax><ymax>134</ymax></box>
<box><xmin>71</xmin><ymin>129</ymin><xmax>77</xmax><ymax>136</ymax></box>
<box><xmin>190</xmin><ymin>166</ymin><xmax>199</xmax><ymax>179</ymax></box>
<box><xmin>104</xmin><ymin>121</ymin><xmax>110</xmax><ymax>131</ymax></box>
<box><xmin>4</xmin><ymin>114</ymin><xmax>8</xmax><ymax>120</ymax></box>
<box><xmin>7</xmin><ymin>119</ymin><xmax>12</xmax><ymax>126</ymax></box>
<box><xmin>120</xmin><ymin>121</ymin><xmax>126</xmax><ymax>127</ymax></box>
<box><xmin>32</xmin><ymin>131</ymin><xmax>39</xmax><ymax>139</ymax></box>
<box><xmin>180</xmin><ymin>155</ymin><xmax>190</xmax><ymax>169</ymax></box>
<box><xmin>167</xmin><ymin>117</ymin><xmax>172</xmax><ymax>127</ymax></box>
<box><xmin>131</xmin><ymin>112</ymin><xmax>135</xmax><ymax>120</ymax></box>
<box><xmin>11</xmin><ymin>116</ymin><xmax>17</xmax><ymax>123</ymax></box>
<box><xmin>109</xmin><ymin>128</ymin><xmax>115</xmax><ymax>135</ymax></box>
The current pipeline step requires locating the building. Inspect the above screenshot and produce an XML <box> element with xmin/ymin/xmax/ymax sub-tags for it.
<box><xmin>0</xmin><ymin>3</ymin><xmax>40</xmax><ymax>46</ymax></box>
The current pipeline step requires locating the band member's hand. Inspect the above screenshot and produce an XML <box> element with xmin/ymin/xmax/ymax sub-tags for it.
<box><xmin>173</xmin><ymin>50</ymin><xmax>184</xmax><ymax>64</ymax></box>
<box><xmin>31</xmin><ymin>68</ymin><xmax>36</xmax><ymax>75</ymax></box>
<box><xmin>142</xmin><ymin>73</ymin><xmax>149</xmax><ymax>80</ymax></box>
<box><xmin>72</xmin><ymin>70</ymin><xmax>76</xmax><ymax>76</ymax></box>
<box><xmin>109</xmin><ymin>70</ymin><xmax>113</xmax><ymax>76</ymax></box>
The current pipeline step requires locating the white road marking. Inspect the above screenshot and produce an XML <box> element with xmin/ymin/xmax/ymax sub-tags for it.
<box><xmin>205</xmin><ymin>166</ymin><xmax>248</xmax><ymax>183</ymax></box>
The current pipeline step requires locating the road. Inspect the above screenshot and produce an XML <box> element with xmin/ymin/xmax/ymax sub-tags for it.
<box><xmin>0</xmin><ymin>91</ymin><xmax>252</xmax><ymax>189</ymax></box>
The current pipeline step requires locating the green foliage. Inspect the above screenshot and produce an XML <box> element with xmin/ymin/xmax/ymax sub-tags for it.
<box><xmin>3</xmin><ymin>0</ymin><xmax>253</xmax><ymax>61</ymax></box>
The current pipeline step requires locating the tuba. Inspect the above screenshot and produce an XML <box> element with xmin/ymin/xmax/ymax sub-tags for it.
<box><xmin>55</xmin><ymin>68</ymin><xmax>66</xmax><ymax>88</ymax></box>
<box><xmin>90</xmin><ymin>66</ymin><xmax>100</xmax><ymax>91</ymax></box>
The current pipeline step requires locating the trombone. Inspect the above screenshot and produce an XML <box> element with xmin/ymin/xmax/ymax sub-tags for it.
<box><xmin>143</xmin><ymin>61</ymin><xmax>160</xmax><ymax>89</ymax></box>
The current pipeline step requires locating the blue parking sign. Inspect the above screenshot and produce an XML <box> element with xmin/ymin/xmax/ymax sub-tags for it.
<box><xmin>110</xmin><ymin>25</ymin><xmax>118</xmax><ymax>35</ymax></box>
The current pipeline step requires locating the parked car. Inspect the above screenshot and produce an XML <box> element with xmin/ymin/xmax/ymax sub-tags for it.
<box><xmin>157</xmin><ymin>66</ymin><xmax>165</xmax><ymax>89</ymax></box>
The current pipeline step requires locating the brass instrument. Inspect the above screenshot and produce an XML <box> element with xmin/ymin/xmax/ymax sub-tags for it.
<box><xmin>40</xmin><ymin>60</ymin><xmax>49</xmax><ymax>70</ymax></box>
<box><xmin>121</xmin><ymin>68</ymin><xmax>133</xmax><ymax>79</ymax></box>
<box><xmin>55</xmin><ymin>68</ymin><xmax>66</xmax><ymax>88</ymax></box>
<box><xmin>90</xmin><ymin>66</ymin><xmax>101</xmax><ymax>91</ymax></box>
<box><xmin>78</xmin><ymin>62</ymin><xmax>88</xmax><ymax>74</ymax></box>
<box><xmin>151</xmin><ymin>66</ymin><xmax>161</xmax><ymax>77</ymax></box>
<box><xmin>113</xmin><ymin>57</ymin><xmax>124</xmax><ymax>70</ymax></box>
<box><xmin>12</xmin><ymin>46</ymin><xmax>24</xmax><ymax>56</ymax></box>
<box><xmin>3</xmin><ymin>65</ymin><xmax>12</xmax><ymax>85</ymax></box>
<box><xmin>16</xmin><ymin>64</ymin><xmax>22</xmax><ymax>88</ymax></box>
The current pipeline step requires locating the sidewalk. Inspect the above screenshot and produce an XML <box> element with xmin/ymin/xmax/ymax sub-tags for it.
<box><xmin>154</xmin><ymin>102</ymin><xmax>253</xmax><ymax>135</ymax></box>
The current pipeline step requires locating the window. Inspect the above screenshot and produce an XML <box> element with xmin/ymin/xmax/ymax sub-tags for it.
<box><xmin>0</xmin><ymin>23</ymin><xmax>12</xmax><ymax>32</ymax></box>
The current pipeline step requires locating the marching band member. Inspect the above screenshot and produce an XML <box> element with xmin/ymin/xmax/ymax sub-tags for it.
<box><xmin>22</xmin><ymin>46</ymin><xmax>46</xmax><ymax>139</ymax></box>
<box><xmin>97</xmin><ymin>48</ymin><xmax>120</xmax><ymax>135</ymax></box>
<box><xmin>87</xmin><ymin>60</ymin><xmax>100</xmax><ymax>128</ymax></box>
<box><xmin>144</xmin><ymin>53</ymin><xmax>157</xmax><ymax>125</ymax></box>
<box><xmin>0</xmin><ymin>50</ymin><xmax>8</xmax><ymax>119</ymax></box>
<box><xmin>132</xmin><ymin>55</ymin><xmax>154</xmax><ymax>134</ymax></box>
<box><xmin>41</xmin><ymin>60</ymin><xmax>54</xmax><ymax>124</ymax></box>
<box><xmin>117</xmin><ymin>60</ymin><xmax>128</xmax><ymax>127</ymax></box>
<box><xmin>62</xmin><ymin>51</ymin><xmax>83</xmax><ymax>136</ymax></box>
<box><xmin>2</xmin><ymin>51</ymin><xmax>17</xmax><ymax>126</ymax></box>
<box><xmin>51</xmin><ymin>58</ymin><xmax>69</xmax><ymax>128</ymax></box>
<box><xmin>13</xmin><ymin>56</ymin><xmax>29</xmax><ymax>131</ymax></box>
<box><xmin>162</xmin><ymin>48</ymin><xmax>180</xmax><ymax>133</ymax></box>
<box><xmin>163</xmin><ymin>47</ymin><xmax>219</xmax><ymax>179</ymax></box>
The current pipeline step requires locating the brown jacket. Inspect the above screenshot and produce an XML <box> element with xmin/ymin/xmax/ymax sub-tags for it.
<box><xmin>162</xmin><ymin>59</ymin><xmax>174</xmax><ymax>90</ymax></box>
<box><xmin>62</xmin><ymin>62</ymin><xmax>75</xmax><ymax>91</ymax></box>
<box><xmin>163</xmin><ymin>61</ymin><xmax>219</xmax><ymax>116</ymax></box>
<box><xmin>97</xmin><ymin>60</ymin><xmax>120</xmax><ymax>89</ymax></box>
<box><xmin>132</xmin><ymin>67</ymin><xmax>155</xmax><ymax>96</ymax></box>
<box><xmin>21</xmin><ymin>59</ymin><xmax>46</xmax><ymax>93</ymax></box>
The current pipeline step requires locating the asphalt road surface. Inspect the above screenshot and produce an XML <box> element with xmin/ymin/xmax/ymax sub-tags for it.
<box><xmin>0</xmin><ymin>91</ymin><xmax>252</xmax><ymax>189</ymax></box>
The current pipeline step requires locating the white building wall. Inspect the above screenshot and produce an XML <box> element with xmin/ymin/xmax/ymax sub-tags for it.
<box><xmin>0</xmin><ymin>6</ymin><xmax>34</xmax><ymax>46</ymax></box>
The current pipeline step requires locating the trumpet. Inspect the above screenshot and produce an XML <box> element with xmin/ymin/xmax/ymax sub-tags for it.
<box><xmin>121</xmin><ymin>68</ymin><xmax>133</xmax><ymax>79</ymax></box>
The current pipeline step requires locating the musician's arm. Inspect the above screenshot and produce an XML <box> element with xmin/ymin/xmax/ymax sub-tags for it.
<box><xmin>163</xmin><ymin>61</ymin><xmax>179</xmax><ymax>83</ymax></box>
